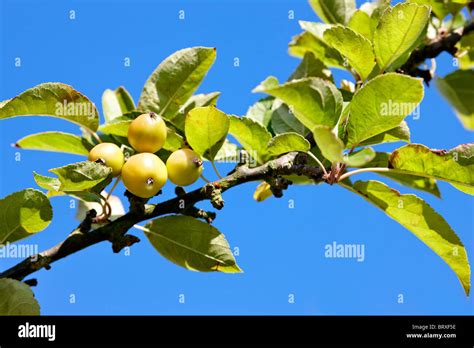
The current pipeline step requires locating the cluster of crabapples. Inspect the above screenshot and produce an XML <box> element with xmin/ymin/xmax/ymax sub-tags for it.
<box><xmin>88</xmin><ymin>112</ymin><xmax>203</xmax><ymax>198</ymax></box>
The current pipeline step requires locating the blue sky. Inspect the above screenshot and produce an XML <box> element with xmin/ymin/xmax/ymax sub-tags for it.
<box><xmin>0</xmin><ymin>0</ymin><xmax>473</xmax><ymax>315</ymax></box>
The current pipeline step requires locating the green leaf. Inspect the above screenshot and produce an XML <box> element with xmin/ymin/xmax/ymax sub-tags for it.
<box><xmin>246</xmin><ymin>97</ymin><xmax>274</xmax><ymax>128</ymax></box>
<box><xmin>369</xmin><ymin>2</ymin><xmax>390</xmax><ymax>35</ymax></box>
<box><xmin>289</xmin><ymin>22</ymin><xmax>345</xmax><ymax>68</ymax></box>
<box><xmin>443</xmin><ymin>11</ymin><xmax>467</xmax><ymax>31</ymax></box>
<box><xmin>271</xmin><ymin>100</ymin><xmax>308</xmax><ymax>135</ymax></box>
<box><xmin>47</xmin><ymin>190</ymin><xmax>103</xmax><ymax>203</ymax></box>
<box><xmin>451</xmin><ymin>183</ymin><xmax>474</xmax><ymax>196</ymax></box>
<box><xmin>49</xmin><ymin>161</ymin><xmax>112</xmax><ymax>192</ymax></box>
<box><xmin>354</xmin><ymin>152</ymin><xmax>441</xmax><ymax>197</ymax></box>
<box><xmin>229</xmin><ymin>115</ymin><xmax>272</xmax><ymax>164</ymax></box>
<box><xmin>309</xmin><ymin>0</ymin><xmax>356</xmax><ymax>25</ymax></box>
<box><xmin>344</xmin><ymin>147</ymin><xmax>376</xmax><ymax>167</ymax></box>
<box><xmin>98</xmin><ymin>118</ymin><xmax>131</xmax><ymax>137</ymax></box>
<box><xmin>359</xmin><ymin>121</ymin><xmax>411</xmax><ymax>147</ymax></box>
<box><xmin>254</xmin><ymin>76</ymin><xmax>343</xmax><ymax>130</ymax></box>
<box><xmin>172</xmin><ymin>91</ymin><xmax>221</xmax><ymax>131</ymax></box>
<box><xmin>214</xmin><ymin>139</ymin><xmax>240</xmax><ymax>163</ymax></box>
<box><xmin>408</xmin><ymin>0</ymin><xmax>464</xmax><ymax>19</ymax></box>
<box><xmin>33</xmin><ymin>172</ymin><xmax>106</xmax><ymax>202</ymax></box>
<box><xmin>144</xmin><ymin>215</ymin><xmax>242</xmax><ymax>273</ymax></box>
<box><xmin>138</xmin><ymin>47</ymin><xmax>216</xmax><ymax>121</ymax></box>
<box><xmin>342</xmin><ymin>180</ymin><xmax>470</xmax><ymax>295</ymax></box>
<box><xmin>348</xmin><ymin>9</ymin><xmax>373</xmax><ymax>41</ymax></box>
<box><xmin>163</xmin><ymin>128</ymin><xmax>185</xmax><ymax>152</ymax></box>
<box><xmin>389</xmin><ymin>144</ymin><xmax>474</xmax><ymax>192</ymax></box>
<box><xmin>345</xmin><ymin>73</ymin><xmax>423</xmax><ymax>147</ymax></box>
<box><xmin>101</xmin><ymin>86</ymin><xmax>135</xmax><ymax>123</ymax></box>
<box><xmin>435</xmin><ymin>70</ymin><xmax>474</xmax><ymax>130</ymax></box>
<box><xmin>266</xmin><ymin>133</ymin><xmax>310</xmax><ymax>158</ymax></box>
<box><xmin>15</xmin><ymin>132</ymin><xmax>91</xmax><ymax>156</ymax></box>
<box><xmin>456</xmin><ymin>32</ymin><xmax>474</xmax><ymax>70</ymax></box>
<box><xmin>0</xmin><ymin>83</ymin><xmax>99</xmax><ymax>131</ymax></box>
<box><xmin>288</xmin><ymin>52</ymin><xmax>333</xmax><ymax>82</ymax></box>
<box><xmin>0</xmin><ymin>278</ymin><xmax>40</xmax><ymax>315</ymax></box>
<box><xmin>184</xmin><ymin>106</ymin><xmax>230</xmax><ymax>161</ymax></box>
<box><xmin>324</xmin><ymin>25</ymin><xmax>376</xmax><ymax>80</ymax></box>
<box><xmin>312</xmin><ymin>125</ymin><xmax>344</xmax><ymax>163</ymax></box>
<box><xmin>374</xmin><ymin>3</ymin><xmax>431</xmax><ymax>71</ymax></box>
<box><xmin>0</xmin><ymin>189</ymin><xmax>53</xmax><ymax>244</ymax></box>
<box><xmin>33</xmin><ymin>172</ymin><xmax>61</xmax><ymax>191</ymax></box>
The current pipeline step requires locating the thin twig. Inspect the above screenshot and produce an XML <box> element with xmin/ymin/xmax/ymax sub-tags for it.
<box><xmin>338</xmin><ymin>167</ymin><xmax>391</xmax><ymax>182</ymax></box>
<box><xmin>200</xmin><ymin>174</ymin><xmax>211</xmax><ymax>184</ymax></box>
<box><xmin>306</xmin><ymin>151</ymin><xmax>328</xmax><ymax>177</ymax></box>
<box><xmin>106</xmin><ymin>176</ymin><xmax>122</xmax><ymax>201</ymax></box>
<box><xmin>211</xmin><ymin>160</ymin><xmax>223</xmax><ymax>179</ymax></box>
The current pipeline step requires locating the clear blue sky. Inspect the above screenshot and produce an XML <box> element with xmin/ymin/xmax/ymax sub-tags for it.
<box><xmin>0</xmin><ymin>0</ymin><xmax>473</xmax><ymax>315</ymax></box>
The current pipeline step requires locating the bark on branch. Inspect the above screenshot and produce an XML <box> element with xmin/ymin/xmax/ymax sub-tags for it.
<box><xmin>399</xmin><ymin>21</ymin><xmax>474</xmax><ymax>83</ymax></box>
<box><xmin>4</xmin><ymin>19</ymin><xmax>472</xmax><ymax>284</ymax></box>
<box><xmin>0</xmin><ymin>152</ymin><xmax>324</xmax><ymax>281</ymax></box>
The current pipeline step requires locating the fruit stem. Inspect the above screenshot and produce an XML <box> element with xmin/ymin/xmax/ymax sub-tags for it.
<box><xmin>200</xmin><ymin>174</ymin><xmax>211</xmax><ymax>184</ymax></box>
<box><xmin>211</xmin><ymin>160</ymin><xmax>223</xmax><ymax>179</ymax></box>
<box><xmin>95</xmin><ymin>193</ymin><xmax>112</xmax><ymax>219</ymax></box>
<box><xmin>306</xmin><ymin>151</ymin><xmax>328</xmax><ymax>177</ymax></box>
<box><xmin>106</xmin><ymin>176</ymin><xmax>122</xmax><ymax>202</ymax></box>
<box><xmin>84</xmin><ymin>128</ymin><xmax>102</xmax><ymax>144</ymax></box>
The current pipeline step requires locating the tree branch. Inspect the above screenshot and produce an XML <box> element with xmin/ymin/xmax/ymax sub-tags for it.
<box><xmin>399</xmin><ymin>21</ymin><xmax>474</xmax><ymax>84</ymax></box>
<box><xmin>0</xmin><ymin>152</ymin><xmax>325</xmax><ymax>281</ymax></box>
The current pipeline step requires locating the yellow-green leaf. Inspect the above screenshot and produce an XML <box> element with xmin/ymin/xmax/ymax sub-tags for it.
<box><xmin>344</xmin><ymin>147</ymin><xmax>376</xmax><ymax>167</ymax></box>
<box><xmin>254</xmin><ymin>76</ymin><xmax>343</xmax><ymax>131</ymax></box>
<box><xmin>389</xmin><ymin>143</ymin><xmax>474</xmax><ymax>193</ymax></box>
<box><xmin>229</xmin><ymin>115</ymin><xmax>272</xmax><ymax>164</ymax></box>
<box><xmin>312</xmin><ymin>125</ymin><xmax>344</xmax><ymax>163</ymax></box>
<box><xmin>288</xmin><ymin>52</ymin><xmax>333</xmax><ymax>82</ymax></box>
<box><xmin>358</xmin><ymin>121</ymin><xmax>411</xmax><ymax>147</ymax></box>
<box><xmin>253</xmin><ymin>182</ymin><xmax>274</xmax><ymax>202</ymax></box>
<box><xmin>456</xmin><ymin>32</ymin><xmax>474</xmax><ymax>70</ymax></box>
<box><xmin>374</xmin><ymin>3</ymin><xmax>431</xmax><ymax>71</ymax></box>
<box><xmin>144</xmin><ymin>215</ymin><xmax>242</xmax><ymax>273</ymax></box>
<box><xmin>15</xmin><ymin>132</ymin><xmax>91</xmax><ymax>156</ymax></box>
<box><xmin>185</xmin><ymin>106</ymin><xmax>230</xmax><ymax>161</ymax></box>
<box><xmin>102</xmin><ymin>86</ymin><xmax>135</xmax><ymax>122</ymax></box>
<box><xmin>345</xmin><ymin>73</ymin><xmax>423</xmax><ymax>147</ymax></box>
<box><xmin>0</xmin><ymin>279</ymin><xmax>40</xmax><ymax>315</ymax></box>
<box><xmin>0</xmin><ymin>83</ymin><xmax>99</xmax><ymax>131</ymax></box>
<box><xmin>138</xmin><ymin>47</ymin><xmax>216</xmax><ymax>121</ymax></box>
<box><xmin>49</xmin><ymin>161</ymin><xmax>112</xmax><ymax>192</ymax></box>
<box><xmin>309</xmin><ymin>0</ymin><xmax>356</xmax><ymax>25</ymax></box>
<box><xmin>356</xmin><ymin>152</ymin><xmax>441</xmax><ymax>197</ymax></box>
<box><xmin>323</xmin><ymin>25</ymin><xmax>376</xmax><ymax>80</ymax></box>
<box><xmin>342</xmin><ymin>180</ymin><xmax>470</xmax><ymax>295</ymax></box>
<box><xmin>266</xmin><ymin>133</ymin><xmax>311</xmax><ymax>159</ymax></box>
<box><xmin>0</xmin><ymin>189</ymin><xmax>53</xmax><ymax>244</ymax></box>
<box><xmin>348</xmin><ymin>10</ymin><xmax>373</xmax><ymax>41</ymax></box>
<box><xmin>435</xmin><ymin>70</ymin><xmax>474</xmax><ymax>130</ymax></box>
<box><xmin>289</xmin><ymin>21</ymin><xmax>345</xmax><ymax>68</ymax></box>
